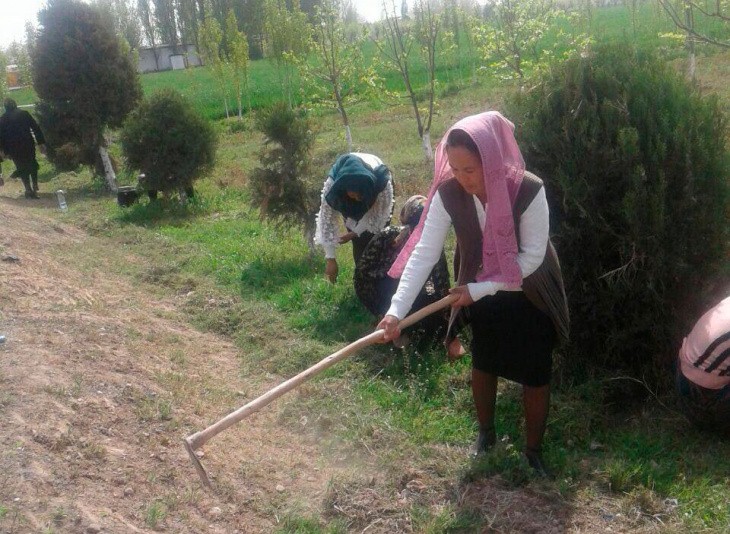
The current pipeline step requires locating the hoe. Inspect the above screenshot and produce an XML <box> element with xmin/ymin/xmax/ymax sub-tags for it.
<box><xmin>184</xmin><ymin>294</ymin><xmax>458</xmax><ymax>488</ymax></box>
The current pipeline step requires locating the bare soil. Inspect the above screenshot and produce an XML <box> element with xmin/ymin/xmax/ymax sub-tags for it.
<box><xmin>0</xmin><ymin>189</ymin><xmax>669</xmax><ymax>533</ymax></box>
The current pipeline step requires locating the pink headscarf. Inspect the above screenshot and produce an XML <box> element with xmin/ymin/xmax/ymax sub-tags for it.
<box><xmin>388</xmin><ymin>111</ymin><xmax>525</xmax><ymax>285</ymax></box>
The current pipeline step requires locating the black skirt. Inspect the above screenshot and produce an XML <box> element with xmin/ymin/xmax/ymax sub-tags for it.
<box><xmin>469</xmin><ymin>291</ymin><xmax>557</xmax><ymax>387</ymax></box>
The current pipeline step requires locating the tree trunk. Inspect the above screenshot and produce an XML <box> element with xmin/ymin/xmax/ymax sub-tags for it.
<box><xmin>98</xmin><ymin>145</ymin><xmax>118</xmax><ymax>192</ymax></box>
<box><xmin>421</xmin><ymin>131</ymin><xmax>433</xmax><ymax>161</ymax></box>
<box><xmin>237</xmin><ymin>83</ymin><xmax>243</xmax><ymax>120</ymax></box>
<box><xmin>335</xmin><ymin>88</ymin><xmax>352</xmax><ymax>151</ymax></box>
<box><xmin>685</xmin><ymin>5</ymin><xmax>696</xmax><ymax>81</ymax></box>
<box><xmin>345</xmin><ymin>125</ymin><xmax>353</xmax><ymax>152</ymax></box>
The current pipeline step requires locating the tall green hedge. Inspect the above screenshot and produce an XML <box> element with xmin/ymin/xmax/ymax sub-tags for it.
<box><xmin>509</xmin><ymin>44</ymin><xmax>729</xmax><ymax>381</ymax></box>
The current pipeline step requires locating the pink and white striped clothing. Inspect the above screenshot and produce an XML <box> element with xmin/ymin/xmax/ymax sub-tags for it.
<box><xmin>679</xmin><ymin>295</ymin><xmax>730</xmax><ymax>390</ymax></box>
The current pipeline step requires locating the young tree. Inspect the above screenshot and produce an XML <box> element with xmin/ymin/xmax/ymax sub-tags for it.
<box><xmin>225</xmin><ymin>9</ymin><xmax>251</xmax><ymax>120</ymax></box>
<box><xmin>24</xmin><ymin>22</ymin><xmax>37</xmax><ymax>53</ymax></box>
<box><xmin>475</xmin><ymin>0</ymin><xmax>586</xmax><ymax>82</ymax></box>
<box><xmin>32</xmin><ymin>0</ymin><xmax>142</xmax><ymax>190</ymax></box>
<box><xmin>120</xmin><ymin>89</ymin><xmax>217</xmax><ymax>202</ymax></box>
<box><xmin>249</xmin><ymin>102</ymin><xmax>318</xmax><ymax>251</ymax></box>
<box><xmin>342</xmin><ymin>0</ymin><xmax>358</xmax><ymax>23</ymax></box>
<box><xmin>659</xmin><ymin>0</ymin><xmax>730</xmax><ymax>50</ymax></box>
<box><xmin>264</xmin><ymin>0</ymin><xmax>311</xmax><ymax>107</ymax></box>
<box><xmin>657</xmin><ymin>0</ymin><xmax>730</xmax><ymax>79</ymax></box>
<box><xmin>375</xmin><ymin>0</ymin><xmax>440</xmax><ymax>160</ymax></box>
<box><xmin>5</xmin><ymin>41</ymin><xmax>32</xmax><ymax>87</ymax></box>
<box><xmin>199</xmin><ymin>16</ymin><xmax>231</xmax><ymax>118</ymax></box>
<box><xmin>297</xmin><ymin>0</ymin><xmax>375</xmax><ymax>150</ymax></box>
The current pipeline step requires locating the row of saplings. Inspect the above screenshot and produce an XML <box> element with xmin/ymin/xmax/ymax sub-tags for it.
<box><xmin>118</xmin><ymin>44</ymin><xmax>727</xmax><ymax>390</ymax></box>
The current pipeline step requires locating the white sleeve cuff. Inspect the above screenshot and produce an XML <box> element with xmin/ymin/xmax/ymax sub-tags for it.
<box><xmin>324</xmin><ymin>244</ymin><xmax>337</xmax><ymax>259</ymax></box>
<box><xmin>385</xmin><ymin>302</ymin><xmax>407</xmax><ymax>321</ymax></box>
<box><xmin>467</xmin><ymin>281</ymin><xmax>498</xmax><ymax>301</ymax></box>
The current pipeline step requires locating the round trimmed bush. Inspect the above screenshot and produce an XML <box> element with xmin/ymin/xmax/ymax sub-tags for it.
<box><xmin>508</xmin><ymin>44</ymin><xmax>729</xmax><ymax>382</ymax></box>
<box><xmin>120</xmin><ymin>89</ymin><xmax>217</xmax><ymax>197</ymax></box>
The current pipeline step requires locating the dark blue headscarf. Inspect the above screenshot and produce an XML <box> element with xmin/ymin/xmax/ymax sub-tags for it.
<box><xmin>325</xmin><ymin>154</ymin><xmax>391</xmax><ymax>221</ymax></box>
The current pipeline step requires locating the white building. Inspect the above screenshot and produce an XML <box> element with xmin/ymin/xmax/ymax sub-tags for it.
<box><xmin>137</xmin><ymin>44</ymin><xmax>203</xmax><ymax>74</ymax></box>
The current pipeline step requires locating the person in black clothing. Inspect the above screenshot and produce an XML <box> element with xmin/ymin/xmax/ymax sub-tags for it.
<box><xmin>0</xmin><ymin>98</ymin><xmax>46</xmax><ymax>199</ymax></box>
<box><xmin>354</xmin><ymin>195</ymin><xmax>452</xmax><ymax>347</ymax></box>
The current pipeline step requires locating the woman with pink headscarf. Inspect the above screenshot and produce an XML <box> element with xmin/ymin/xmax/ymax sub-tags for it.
<box><xmin>377</xmin><ymin>111</ymin><xmax>569</xmax><ymax>475</ymax></box>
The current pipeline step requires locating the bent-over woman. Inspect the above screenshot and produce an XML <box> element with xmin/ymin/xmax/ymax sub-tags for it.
<box><xmin>314</xmin><ymin>152</ymin><xmax>394</xmax><ymax>283</ymax></box>
<box><xmin>378</xmin><ymin>112</ymin><xmax>569</xmax><ymax>475</ymax></box>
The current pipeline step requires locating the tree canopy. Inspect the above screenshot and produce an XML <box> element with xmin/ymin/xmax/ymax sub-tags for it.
<box><xmin>32</xmin><ymin>0</ymin><xmax>142</xmax><ymax>172</ymax></box>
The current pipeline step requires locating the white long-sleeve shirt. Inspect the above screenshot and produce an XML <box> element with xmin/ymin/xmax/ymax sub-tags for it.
<box><xmin>386</xmin><ymin>187</ymin><xmax>549</xmax><ymax>320</ymax></box>
<box><xmin>314</xmin><ymin>153</ymin><xmax>394</xmax><ymax>259</ymax></box>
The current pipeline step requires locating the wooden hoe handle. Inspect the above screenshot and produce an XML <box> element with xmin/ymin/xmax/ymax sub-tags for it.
<box><xmin>184</xmin><ymin>293</ymin><xmax>458</xmax><ymax>487</ymax></box>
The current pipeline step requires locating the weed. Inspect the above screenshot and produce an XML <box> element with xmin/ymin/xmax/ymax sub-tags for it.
<box><xmin>43</xmin><ymin>375</ymin><xmax>83</xmax><ymax>400</ymax></box>
<box><xmin>169</xmin><ymin>349</ymin><xmax>187</xmax><ymax>366</ymax></box>
<box><xmin>157</xmin><ymin>400</ymin><xmax>172</xmax><ymax>421</ymax></box>
<box><xmin>80</xmin><ymin>440</ymin><xmax>107</xmax><ymax>460</ymax></box>
<box><xmin>0</xmin><ymin>392</ymin><xmax>12</xmax><ymax>411</ymax></box>
<box><xmin>274</xmin><ymin>514</ymin><xmax>347</xmax><ymax>534</ymax></box>
<box><xmin>52</xmin><ymin>507</ymin><xmax>67</xmax><ymax>525</ymax></box>
<box><xmin>601</xmin><ymin>459</ymin><xmax>644</xmax><ymax>494</ymax></box>
<box><xmin>145</xmin><ymin>501</ymin><xmax>167</xmax><ymax>529</ymax></box>
<box><xmin>134</xmin><ymin>396</ymin><xmax>173</xmax><ymax>422</ymax></box>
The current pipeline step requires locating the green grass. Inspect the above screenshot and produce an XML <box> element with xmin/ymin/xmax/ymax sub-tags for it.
<box><xmin>145</xmin><ymin>501</ymin><xmax>167</xmax><ymax>529</ymax></box>
<box><xmin>274</xmin><ymin>515</ymin><xmax>347</xmax><ymax>534</ymax></box>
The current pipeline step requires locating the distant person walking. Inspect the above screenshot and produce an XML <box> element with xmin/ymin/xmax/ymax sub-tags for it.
<box><xmin>0</xmin><ymin>98</ymin><xmax>46</xmax><ymax>199</ymax></box>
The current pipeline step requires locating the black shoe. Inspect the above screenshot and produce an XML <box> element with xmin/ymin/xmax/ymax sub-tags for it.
<box><xmin>471</xmin><ymin>426</ymin><xmax>496</xmax><ymax>456</ymax></box>
<box><xmin>24</xmin><ymin>190</ymin><xmax>39</xmax><ymax>199</ymax></box>
<box><xmin>525</xmin><ymin>448</ymin><xmax>551</xmax><ymax>478</ymax></box>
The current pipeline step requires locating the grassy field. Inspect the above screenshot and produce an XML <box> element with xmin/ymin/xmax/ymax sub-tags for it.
<box><xmin>4</xmin><ymin>5</ymin><xmax>730</xmax><ymax>532</ymax></box>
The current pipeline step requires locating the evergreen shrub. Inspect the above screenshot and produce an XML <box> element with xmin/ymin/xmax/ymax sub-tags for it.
<box><xmin>32</xmin><ymin>0</ymin><xmax>141</xmax><ymax>172</ymax></box>
<box><xmin>120</xmin><ymin>89</ymin><xmax>217</xmax><ymax>198</ymax></box>
<box><xmin>249</xmin><ymin>102</ymin><xmax>318</xmax><ymax>246</ymax></box>
<box><xmin>508</xmin><ymin>44</ymin><xmax>729</xmax><ymax>381</ymax></box>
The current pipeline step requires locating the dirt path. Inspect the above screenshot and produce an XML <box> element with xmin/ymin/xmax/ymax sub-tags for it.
<box><xmin>0</xmin><ymin>199</ymin><xmax>368</xmax><ymax>533</ymax></box>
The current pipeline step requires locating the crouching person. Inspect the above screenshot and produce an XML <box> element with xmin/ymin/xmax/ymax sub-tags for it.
<box><xmin>676</xmin><ymin>295</ymin><xmax>730</xmax><ymax>435</ymax></box>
